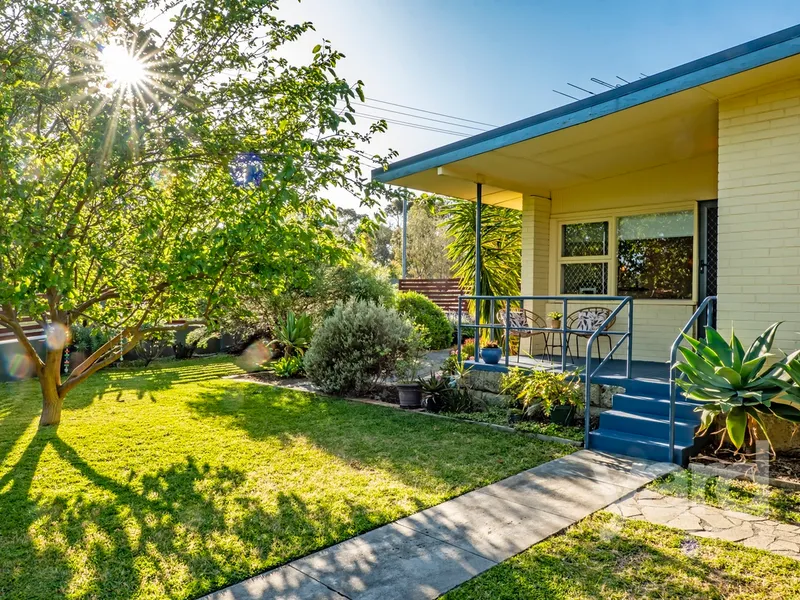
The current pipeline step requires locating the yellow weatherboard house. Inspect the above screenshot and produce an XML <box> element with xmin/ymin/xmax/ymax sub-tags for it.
<box><xmin>374</xmin><ymin>25</ymin><xmax>800</xmax><ymax>463</ymax></box>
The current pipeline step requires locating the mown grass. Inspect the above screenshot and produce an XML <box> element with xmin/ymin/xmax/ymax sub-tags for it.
<box><xmin>444</xmin><ymin>512</ymin><xmax>800</xmax><ymax>600</ymax></box>
<box><xmin>0</xmin><ymin>356</ymin><xmax>570</xmax><ymax>599</ymax></box>
<box><xmin>650</xmin><ymin>469</ymin><xmax>800</xmax><ymax>524</ymax></box>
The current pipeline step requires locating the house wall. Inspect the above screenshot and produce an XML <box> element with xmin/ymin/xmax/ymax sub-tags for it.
<box><xmin>521</xmin><ymin>154</ymin><xmax>718</xmax><ymax>362</ymax></box>
<box><xmin>717</xmin><ymin>78</ymin><xmax>800</xmax><ymax>352</ymax></box>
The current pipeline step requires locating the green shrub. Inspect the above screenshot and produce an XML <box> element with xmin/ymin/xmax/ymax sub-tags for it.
<box><xmin>268</xmin><ymin>355</ymin><xmax>305</xmax><ymax>378</ymax></box>
<box><xmin>173</xmin><ymin>326</ymin><xmax>216</xmax><ymax>360</ymax></box>
<box><xmin>501</xmin><ymin>367</ymin><xmax>583</xmax><ymax>416</ymax></box>
<box><xmin>395</xmin><ymin>291</ymin><xmax>452</xmax><ymax>350</ymax></box>
<box><xmin>304</xmin><ymin>300</ymin><xmax>414</xmax><ymax>395</ymax></box>
<box><xmin>328</xmin><ymin>259</ymin><xmax>395</xmax><ymax>308</ymax></box>
<box><xmin>70</xmin><ymin>325</ymin><xmax>109</xmax><ymax>354</ymax></box>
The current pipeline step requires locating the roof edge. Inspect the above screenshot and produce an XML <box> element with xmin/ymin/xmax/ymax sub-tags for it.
<box><xmin>373</xmin><ymin>23</ymin><xmax>800</xmax><ymax>184</ymax></box>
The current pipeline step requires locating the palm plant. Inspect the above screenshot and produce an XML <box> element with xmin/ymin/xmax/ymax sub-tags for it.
<box><xmin>268</xmin><ymin>311</ymin><xmax>313</xmax><ymax>358</ymax></box>
<box><xmin>675</xmin><ymin>323</ymin><xmax>800</xmax><ymax>452</ymax></box>
<box><xmin>439</xmin><ymin>199</ymin><xmax>521</xmax><ymax>325</ymax></box>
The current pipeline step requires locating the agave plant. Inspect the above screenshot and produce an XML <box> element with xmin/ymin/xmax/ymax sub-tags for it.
<box><xmin>267</xmin><ymin>311</ymin><xmax>314</xmax><ymax>358</ymax></box>
<box><xmin>675</xmin><ymin>323</ymin><xmax>800</xmax><ymax>452</ymax></box>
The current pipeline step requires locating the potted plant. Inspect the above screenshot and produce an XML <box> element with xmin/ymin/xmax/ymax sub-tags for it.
<box><xmin>419</xmin><ymin>372</ymin><xmax>449</xmax><ymax>413</ymax></box>
<box><xmin>500</xmin><ymin>367</ymin><xmax>583</xmax><ymax>426</ymax></box>
<box><xmin>480</xmin><ymin>341</ymin><xmax>502</xmax><ymax>364</ymax></box>
<box><xmin>396</xmin><ymin>333</ymin><xmax>426</xmax><ymax>409</ymax></box>
<box><xmin>547</xmin><ymin>311</ymin><xmax>563</xmax><ymax>329</ymax></box>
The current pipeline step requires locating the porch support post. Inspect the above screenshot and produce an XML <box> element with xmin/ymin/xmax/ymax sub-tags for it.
<box><xmin>521</xmin><ymin>195</ymin><xmax>552</xmax><ymax>358</ymax></box>
<box><xmin>474</xmin><ymin>183</ymin><xmax>482</xmax><ymax>360</ymax></box>
<box><xmin>401</xmin><ymin>194</ymin><xmax>408</xmax><ymax>278</ymax></box>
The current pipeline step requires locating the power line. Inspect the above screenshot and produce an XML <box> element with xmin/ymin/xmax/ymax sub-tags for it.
<box><xmin>356</xmin><ymin>113</ymin><xmax>471</xmax><ymax>137</ymax></box>
<box><xmin>359</xmin><ymin>103</ymin><xmax>489</xmax><ymax>132</ymax></box>
<box><xmin>365</xmin><ymin>97</ymin><xmax>498</xmax><ymax>128</ymax></box>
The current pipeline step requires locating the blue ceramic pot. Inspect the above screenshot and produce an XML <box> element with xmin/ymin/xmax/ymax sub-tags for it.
<box><xmin>481</xmin><ymin>346</ymin><xmax>502</xmax><ymax>365</ymax></box>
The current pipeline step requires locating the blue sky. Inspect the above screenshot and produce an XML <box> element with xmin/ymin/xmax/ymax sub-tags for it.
<box><xmin>278</xmin><ymin>1</ymin><xmax>800</xmax><ymax>208</ymax></box>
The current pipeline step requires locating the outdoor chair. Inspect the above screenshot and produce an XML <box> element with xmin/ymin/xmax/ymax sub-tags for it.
<box><xmin>566</xmin><ymin>307</ymin><xmax>616</xmax><ymax>362</ymax></box>
<box><xmin>496</xmin><ymin>309</ymin><xmax>546</xmax><ymax>362</ymax></box>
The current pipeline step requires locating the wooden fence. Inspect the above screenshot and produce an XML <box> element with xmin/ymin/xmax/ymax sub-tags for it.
<box><xmin>398</xmin><ymin>278</ymin><xmax>466</xmax><ymax>313</ymax></box>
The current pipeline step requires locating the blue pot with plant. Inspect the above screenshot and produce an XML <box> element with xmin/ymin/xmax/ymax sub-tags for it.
<box><xmin>481</xmin><ymin>342</ymin><xmax>502</xmax><ymax>365</ymax></box>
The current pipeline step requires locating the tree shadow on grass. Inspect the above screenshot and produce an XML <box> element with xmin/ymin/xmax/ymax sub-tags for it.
<box><xmin>0</xmin><ymin>429</ymin><xmax>377</xmax><ymax>599</ymax></box>
<box><xmin>187</xmin><ymin>380</ymin><xmax>570</xmax><ymax>499</ymax></box>
<box><xmin>85</xmin><ymin>357</ymin><xmax>246</xmax><ymax>405</ymax></box>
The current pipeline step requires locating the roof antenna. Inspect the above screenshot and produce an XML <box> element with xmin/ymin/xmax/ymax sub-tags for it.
<box><xmin>616</xmin><ymin>75</ymin><xmax>631</xmax><ymax>84</ymax></box>
<box><xmin>639</xmin><ymin>72</ymin><xmax>649</xmax><ymax>78</ymax></box>
<box><xmin>553</xmin><ymin>89</ymin><xmax>580</xmax><ymax>101</ymax></box>
<box><xmin>590</xmin><ymin>77</ymin><xmax>617</xmax><ymax>89</ymax></box>
<box><xmin>567</xmin><ymin>82</ymin><xmax>595</xmax><ymax>95</ymax></box>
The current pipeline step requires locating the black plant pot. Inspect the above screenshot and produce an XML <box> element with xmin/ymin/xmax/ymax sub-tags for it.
<box><xmin>397</xmin><ymin>383</ymin><xmax>422</xmax><ymax>409</ymax></box>
<box><xmin>550</xmin><ymin>404</ymin><xmax>576</xmax><ymax>426</ymax></box>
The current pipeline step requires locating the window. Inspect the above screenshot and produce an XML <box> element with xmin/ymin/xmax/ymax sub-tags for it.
<box><xmin>617</xmin><ymin>211</ymin><xmax>693</xmax><ymax>299</ymax></box>
<box><xmin>560</xmin><ymin>221</ymin><xmax>609</xmax><ymax>294</ymax></box>
<box><xmin>557</xmin><ymin>210</ymin><xmax>695</xmax><ymax>300</ymax></box>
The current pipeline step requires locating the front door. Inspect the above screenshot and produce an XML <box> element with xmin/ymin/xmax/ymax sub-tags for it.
<box><xmin>698</xmin><ymin>200</ymin><xmax>718</xmax><ymax>330</ymax></box>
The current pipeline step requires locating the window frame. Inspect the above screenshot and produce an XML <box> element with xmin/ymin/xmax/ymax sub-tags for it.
<box><xmin>558</xmin><ymin>219</ymin><xmax>612</xmax><ymax>295</ymax></box>
<box><xmin>552</xmin><ymin>203</ymin><xmax>699</xmax><ymax>304</ymax></box>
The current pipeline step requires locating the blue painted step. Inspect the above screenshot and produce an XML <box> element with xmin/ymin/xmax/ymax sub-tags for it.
<box><xmin>588</xmin><ymin>429</ymin><xmax>701</xmax><ymax>464</ymax></box>
<box><xmin>599</xmin><ymin>410</ymin><xmax>698</xmax><ymax>442</ymax></box>
<box><xmin>588</xmin><ymin>385</ymin><xmax>708</xmax><ymax>465</ymax></box>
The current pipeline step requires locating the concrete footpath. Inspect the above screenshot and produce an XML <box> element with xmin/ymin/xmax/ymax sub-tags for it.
<box><xmin>204</xmin><ymin>450</ymin><xmax>677</xmax><ymax>600</ymax></box>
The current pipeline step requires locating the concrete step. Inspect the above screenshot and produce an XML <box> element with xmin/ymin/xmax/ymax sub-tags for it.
<box><xmin>599</xmin><ymin>409</ymin><xmax>699</xmax><ymax>442</ymax></box>
<box><xmin>612</xmin><ymin>393</ymin><xmax>702</xmax><ymax>422</ymax></box>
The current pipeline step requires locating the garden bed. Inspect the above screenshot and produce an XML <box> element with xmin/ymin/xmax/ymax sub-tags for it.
<box><xmin>440</xmin><ymin>406</ymin><xmax>584</xmax><ymax>443</ymax></box>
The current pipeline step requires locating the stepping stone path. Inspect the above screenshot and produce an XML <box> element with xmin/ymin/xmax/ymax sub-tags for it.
<box><xmin>608</xmin><ymin>489</ymin><xmax>800</xmax><ymax>561</ymax></box>
<box><xmin>204</xmin><ymin>451</ymin><xmax>678</xmax><ymax>600</ymax></box>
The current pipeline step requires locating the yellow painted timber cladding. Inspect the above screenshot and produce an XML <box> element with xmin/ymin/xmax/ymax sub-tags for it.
<box><xmin>520</xmin><ymin>154</ymin><xmax>717</xmax><ymax>363</ymax></box>
<box><xmin>718</xmin><ymin>79</ymin><xmax>800</xmax><ymax>352</ymax></box>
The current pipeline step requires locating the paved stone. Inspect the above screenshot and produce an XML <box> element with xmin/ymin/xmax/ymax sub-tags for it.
<box><xmin>690</xmin><ymin>506</ymin><xmax>735</xmax><ymax>529</ymax></box>
<box><xmin>206</xmin><ymin>566</ymin><xmax>345</xmax><ymax>600</ymax></box>
<box><xmin>639</xmin><ymin>504</ymin><xmax>688</xmax><ymax>525</ymax></box>
<box><xmin>395</xmin><ymin>490</ymin><xmax>573</xmax><ymax>562</ymax></box>
<box><xmin>666</xmin><ymin>512</ymin><xmax>704</xmax><ymax>531</ymax></box>
<box><xmin>722</xmin><ymin>510</ymin><xmax>768</xmax><ymax>522</ymax></box>
<box><xmin>769</xmin><ymin>539</ymin><xmax>800</xmax><ymax>553</ymax></box>
<box><xmin>742</xmin><ymin>535</ymin><xmax>776</xmax><ymax>551</ymax></box>
<box><xmin>292</xmin><ymin>523</ymin><xmax>495</xmax><ymax>600</ymax></box>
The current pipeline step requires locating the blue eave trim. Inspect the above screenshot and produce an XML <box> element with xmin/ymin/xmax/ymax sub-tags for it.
<box><xmin>373</xmin><ymin>24</ymin><xmax>800</xmax><ymax>184</ymax></box>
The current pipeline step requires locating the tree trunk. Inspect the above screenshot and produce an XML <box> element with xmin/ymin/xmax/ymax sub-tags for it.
<box><xmin>39</xmin><ymin>350</ymin><xmax>64</xmax><ymax>427</ymax></box>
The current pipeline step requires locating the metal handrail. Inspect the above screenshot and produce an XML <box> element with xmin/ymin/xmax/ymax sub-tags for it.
<box><xmin>668</xmin><ymin>296</ymin><xmax>717</xmax><ymax>463</ymax></box>
<box><xmin>584</xmin><ymin>297</ymin><xmax>634</xmax><ymax>445</ymax></box>
<box><xmin>457</xmin><ymin>295</ymin><xmax>634</xmax><ymax>450</ymax></box>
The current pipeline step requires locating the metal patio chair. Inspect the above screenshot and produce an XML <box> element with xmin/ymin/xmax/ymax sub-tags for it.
<box><xmin>497</xmin><ymin>308</ymin><xmax>546</xmax><ymax>362</ymax></box>
<box><xmin>566</xmin><ymin>306</ymin><xmax>616</xmax><ymax>361</ymax></box>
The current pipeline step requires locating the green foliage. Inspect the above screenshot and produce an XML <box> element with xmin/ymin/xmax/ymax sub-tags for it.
<box><xmin>395</xmin><ymin>291</ymin><xmax>453</xmax><ymax>350</ymax></box>
<box><xmin>327</xmin><ymin>259</ymin><xmax>396</xmax><ymax>308</ymax></box>
<box><xmin>268</xmin><ymin>311</ymin><xmax>313</xmax><ymax>358</ymax></box>
<box><xmin>675</xmin><ymin>323</ymin><xmax>800</xmax><ymax>451</ymax></box>
<box><xmin>439</xmin><ymin>200</ymin><xmax>521</xmax><ymax>322</ymax></box>
<box><xmin>501</xmin><ymin>368</ymin><xmax>583</xmax><ymax>416</ymax></box>
<box><xmin>70</xmin><ymin>325</ymin><xmax>110</xmax><ymax>355</ymax></box>
<box><xmin>173</xmin><ymin>326</ymin><xmax>215</xmax><ymax>360</ymax></box>
<box><xmin>268</xmin><ymin>355</ymin><xmax>305</xmax><ymax>378</ymax></box>
<box><xmin>0</xmin><ymin>0</ymin><xmax>402</xmax><ymax>404</ymax></box>
<box><xmin>392</xmin><ymin>198</ymin><xmax>453</xmax><ymax>278</ymax></box>
<box><xmin>304</xmin><ymin>300</ymin><xmax>414</xmax><ymax>395</ymax></box>
<box><xmin>135</xmin><ymin>330</ymin><xmax>172</xmax><ymax>367</ymax></box>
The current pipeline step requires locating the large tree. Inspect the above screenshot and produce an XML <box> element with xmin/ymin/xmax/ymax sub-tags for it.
<box><xmin>0</xmin><ymin>0</ymin><xmax>396</xmax><ymax>425</ymax></box>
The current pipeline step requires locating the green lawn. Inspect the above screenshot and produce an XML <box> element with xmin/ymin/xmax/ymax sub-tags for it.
<box><xmin>651</xmin><ymin>470</ymin><xmax>800</xmax><ymax>524</ymax></box>
<box><xmin>444</xmin><ymin>513</ymin><xmax>800</xmax><ymax>600</ymax></box>
<box><xmin>0</xmin><ymin>356</ymin><xmax>570</xmax><ymax>600</ymax></box>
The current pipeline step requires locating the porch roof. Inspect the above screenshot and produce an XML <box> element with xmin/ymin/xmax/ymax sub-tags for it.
<box><xmin>372</xmin><ymin>24</ymin><xmax>800</xmax><ymax>210</ymax></box>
